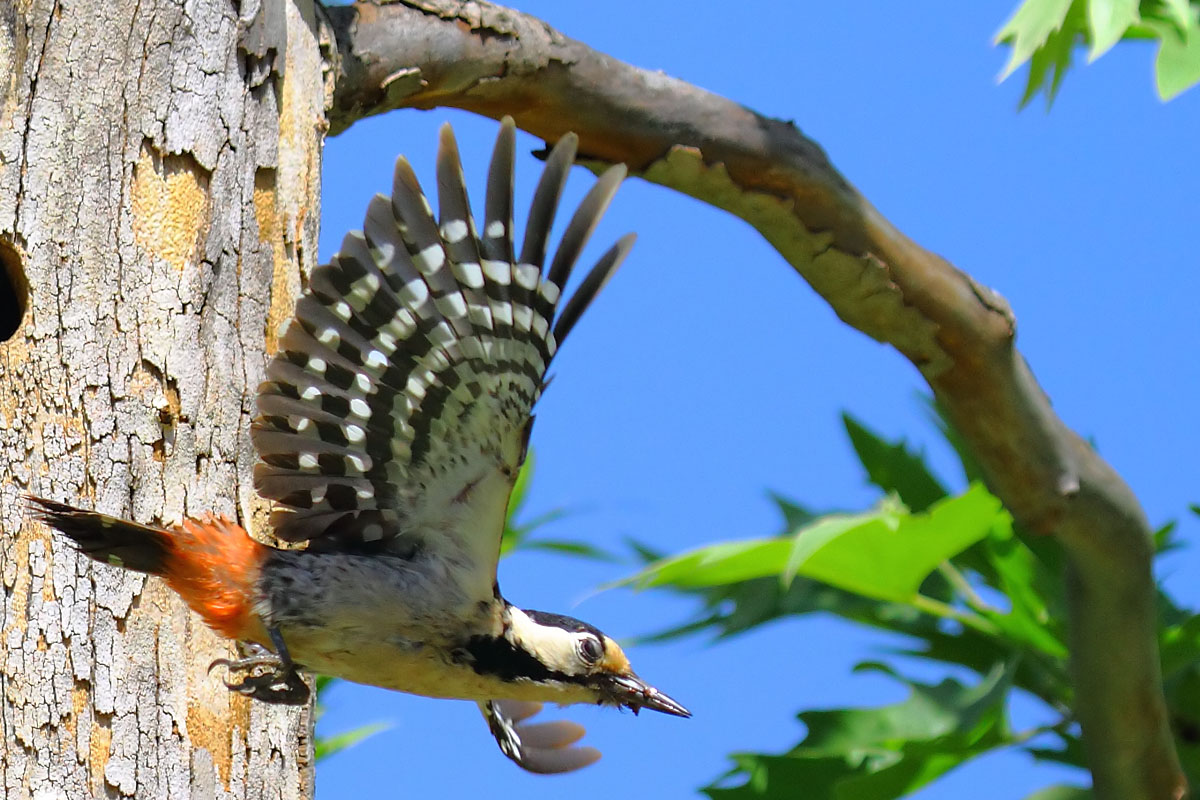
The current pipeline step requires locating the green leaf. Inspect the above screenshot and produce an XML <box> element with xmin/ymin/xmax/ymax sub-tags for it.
<box><xmin>983</xmin><ymin>609</ymin><xmax>1068</xmax><ymax>658</ymax></box>
<box><xmin>708</xmin><ymin>665</ymin><xmax>1013</xmax><ymax>799</ymax></box>
<box><xmin>1160</xmin><ymin>611</ymin><xmax>1200</xmax><ymax>678</ymax></box>
<box><xmin>800</xmin><ymin>662</ymin><xmax>1011</xmax><ymax>753</ymax></box>
<box><xmin>500</xmin><ymin>452</ymin><xmax>538</xmax><ymax>555</ymax></box>
<box><xmin>768</xmin><ymin>490</ymin><xmax>819</xmax><ymax>529</ymax></box>
<box><xmin>313</xmin><ymin>676</ymin><xmax>390</xmax><ymax>761</ymax></box>
<box><xmin>624</xmin><ymin>538</ymin><xmax>793</xmax><ymax>589</ymax></box>
<box><xmin>842</xmin><ymin>413</ymin><xmax>948</xmax><ymax>512</ymax></box>
<box><xmin>499</xmin><ymin>452</ymin><xmax>585</xmax><ymax>558</ymax></box>
<box><xmin>835</xmin><ymin>735</ymin><xmax>1003</xmax><ymax>799</ymax></box>
<box><xmin>706</xmin><ymin>753</ymin><xmax>850</xmax><ymax>800</ymax></box>
<box><xmin>1154</xmin><ymin>12</ymin><xmax>1200</xmax><ymax>99</ymax></box>
<box><xmin>992</xmin><ymin>0</ymin><xmax>1089</xmax><ymax>108</ymax></box>
<box><xmin>1165</xmin><ymin>661</ymin><xmax>1200</xmax><ymax>785</ymax></box>
<box><xmin>621</xmin><ymin>486</ymin><xmax>1003</xmax><ymax>606</ymax></box>
<box><xmin>995</xmin><ymin>0</ymin><xmax>1076</xmax><ymax>79</ymax></box>
<box><xmin>787</xmin><ymin>486</ymin><xmax>1004</xmax><ymax>603</ymax></box>
<box><xmin>1160</xmin><ymin>0</ymin><xmax>1195</xmax><ymax>33</ymax></box>
<box><xmin>509</xmin><ymin>450</ymin><xmax>535</xmax><ymax>517</ymax></box>
<box><xmin>994</xmin><ymin>0</ymin><xmax>1198</xmax><ymax>104</ymax></box>
<box><xmin>315</xmin><ymin>721</ymin><xmax>391</xmax><ymax>761</ymax></box>
<box><xmin>896</xmin><ymin>628</ymin><xmax>1071</xmax><ymax>706</ymax></box>
<box><xmin>1022</xmin><ymin>1</ymin><xmax>1085</xmax><ymax>108</ymax></box>
<box><xmin>623</xmin><ymin>536</ymin><xmax>668</xmax><ymax>564</ymax></box>
<box><xmin>925</xmin><ymin>398</ymin><xmax>986</xmax><ymax>486</ymax></box>
<box><xmin>502</xmin><ymin>507</ymin><xmax>570</xmax><ymax>555</ymax></box>
<box><xmin>1027</xmin><ymin>732</ymin><xmax>1089</xmax><ymax>769</ymax></box>
<box><xmin>1155</xmin><ymin>520</ymin><xmax>1182</xmax><ymax>553</ymax></box>
<box><xmin>518</xmin><ymin>538</ymin><xmax>619</xmax><ymax>562</ymax></box>
<box><xmin>633</xmin><ymin>569</ymin><xmax>933</xmax><ymax>645</ymax></box>
<box><xmin>313</xmin><ymin>674</ymin><xmax>338</xmax><ymax>722</ymax></box>
<box><xmin>781</xmin><ymin>503</ymin><xmax>909</xmax><ymax>596</ymax></box>
<box><xmin>979</xmin><ymin>518</ymin><xmax>1068</xmax><ymax>658</ymax></box>
<box><xmin>1087</xmin><ymin>0</ymin><xmax>1140</xmax><ymax>60</ymax></box>
<box><xmin>825</xmin><ymin>664</ymin><xmax>1013</xmax><ymax>798</ymax></box>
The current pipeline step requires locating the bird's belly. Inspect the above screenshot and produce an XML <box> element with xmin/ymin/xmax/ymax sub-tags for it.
<box><xmin>282</xmin><ymin>628</ymin><xmax>569</xmax><ymax>703</ymax></box>
<box><xmin>259</xmin><ymin>551</ymin><xmax>593</xmax><ymax>703</ymax></box>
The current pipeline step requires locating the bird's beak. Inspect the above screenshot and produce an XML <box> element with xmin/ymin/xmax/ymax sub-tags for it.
<box><xmin>605</xmin><ymin>673</ymin><xmax>691</xmax><ymax>718</ymax></box>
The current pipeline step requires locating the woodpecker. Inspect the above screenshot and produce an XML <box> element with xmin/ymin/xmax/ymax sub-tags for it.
<box><xmin>30</xmin><ymin>118</ymin><xmax>688</xmax><ymax>774</ymax></box>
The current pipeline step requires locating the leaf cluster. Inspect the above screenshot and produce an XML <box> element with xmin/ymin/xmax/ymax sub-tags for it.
<box><xmin>995</xmin><ymin>0</ymin><xmax>1200</xmax><ymax>103</ymax></box>
<box><xmin>618</xmin><ymin>409</ymin><xmax>1200</xmax><ymax>799</ymax></box>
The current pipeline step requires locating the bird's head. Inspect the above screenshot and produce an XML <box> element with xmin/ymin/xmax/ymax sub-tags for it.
<box><xmin>493</xmin><ymin>607</ymin><xmax>690</xmax><ymax>717</ymax></box>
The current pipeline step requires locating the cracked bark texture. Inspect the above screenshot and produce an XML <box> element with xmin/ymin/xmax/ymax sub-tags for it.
<box><xmin>320</xmin><ymin>2</ymin><xmax>1183</xmax><ymax>799</ymax></box>
<box><xmin>0</xmin><ymin>0</ymin><xmax>324</xmax><ymax>796</ymax></box>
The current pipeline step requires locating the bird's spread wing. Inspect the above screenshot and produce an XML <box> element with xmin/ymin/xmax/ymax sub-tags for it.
<box><xmin>251</xmin><ymin>119</ymin><xmax>634</xmax><ymax>604</ymax></box>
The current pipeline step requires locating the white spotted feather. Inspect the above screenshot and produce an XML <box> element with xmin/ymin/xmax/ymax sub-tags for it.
<box><xmin>252</xmin><ymin>119</ymin><xmax>635</xmax><ymax>607</ymax></box>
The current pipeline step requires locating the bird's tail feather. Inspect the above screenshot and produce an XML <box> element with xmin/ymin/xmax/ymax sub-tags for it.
<box><xmin>27</xmin><ymin>496</ymin><xmax>268</xmax><ymax>641</ymax></box>
<box><xmin>28</xmin><ymin>496</ymin><xmax>172</xmax><ymax>574</ymax></box>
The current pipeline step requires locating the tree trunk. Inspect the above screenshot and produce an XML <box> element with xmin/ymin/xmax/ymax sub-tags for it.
<box><xmin>0</xmin><ymin>0</ymin><xmax>327</xmax><ymax>796</ymax></box>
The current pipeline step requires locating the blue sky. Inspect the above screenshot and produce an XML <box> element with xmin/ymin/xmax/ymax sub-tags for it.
<box><xmin>313</xmin><ymin>2</ymin><xmax>1200</xmax><ymax>798</ymax></box>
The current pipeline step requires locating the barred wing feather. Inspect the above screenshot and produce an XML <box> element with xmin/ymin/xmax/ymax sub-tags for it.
<box><xmin>252</xmin><ymin>119</ymin><xmax>633</xmax><ymax>604</ymax></box>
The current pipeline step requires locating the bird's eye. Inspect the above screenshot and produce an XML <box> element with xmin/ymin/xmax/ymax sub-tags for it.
<box><xmin>579</xmin><ymin>636</ymin><xmax>603</xmax><ymax>665</ymax></box>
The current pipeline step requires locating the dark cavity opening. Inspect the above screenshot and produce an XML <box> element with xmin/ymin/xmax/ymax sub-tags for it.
<box><xmin>0</xmin><ymin>238</ymin><xmax>28</xmax><ymax>342</ymax></box>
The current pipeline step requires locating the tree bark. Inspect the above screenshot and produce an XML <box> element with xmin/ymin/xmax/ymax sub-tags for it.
<box><xmin>319</xmin><ymin>2</ymin><xmax>1184</xmax><ymax>799</ymax></box>
<box><xmin>0</xmin><ymin>0</ymin><xmax>327</xmax><ymax>796</ymax></box>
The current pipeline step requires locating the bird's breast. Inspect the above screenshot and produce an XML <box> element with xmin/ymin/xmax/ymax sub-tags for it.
<box><xmin>255</xmin><ymin>549</ymin><xmax>563</xmax><ymax>701</ymax></box>
<box><xmin>280</xmin><ymin>627</ymin><xmax>587</xmax><ymax>702</ymax></box>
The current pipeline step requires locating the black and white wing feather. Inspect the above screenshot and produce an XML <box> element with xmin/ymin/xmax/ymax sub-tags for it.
<box><xmin>252</xmin><ymin>119</ymin><xmax>634</xmax><ymax>605</ymax></box>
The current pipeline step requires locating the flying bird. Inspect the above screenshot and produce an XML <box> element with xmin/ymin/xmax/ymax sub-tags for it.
<box><xmin>30</xmin><ymin>118</ymin><xmax>688</xmax><ymax>774</ymax></box>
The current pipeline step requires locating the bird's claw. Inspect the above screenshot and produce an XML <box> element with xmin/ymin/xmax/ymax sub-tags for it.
<box><xmin>208</xmin><ymin>649</ymin><xmax>310</xmax><ymax>706</ymax></box>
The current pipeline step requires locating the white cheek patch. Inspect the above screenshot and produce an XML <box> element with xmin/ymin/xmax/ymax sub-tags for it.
<box><xmin>506</xmin><ymin>608</ymin><xmax>593</xmax><ymax>677</ymax></box>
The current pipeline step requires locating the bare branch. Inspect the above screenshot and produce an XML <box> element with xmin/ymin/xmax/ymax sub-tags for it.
<box><xmin>323</xmin><ymin>2</ymin><xmax>1186</xmax><ymax>797</ymax></box>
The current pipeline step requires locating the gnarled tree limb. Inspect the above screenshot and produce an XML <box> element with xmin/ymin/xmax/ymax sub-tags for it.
<box><xmin>320</xmin><ymin>2</ymin><xmax>1185</xmax><ymax>797</ymax></box>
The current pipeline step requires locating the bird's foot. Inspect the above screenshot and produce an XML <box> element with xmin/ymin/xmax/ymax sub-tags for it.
<box><xmin>479</xmin><ymin>700</ymin><xmax>600</xmax><ymax>774</ymax></box>
<box><xmin>209</xmin><ymin>637</ymin><xmax>310</xmax><ymax>706</ymax></box>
